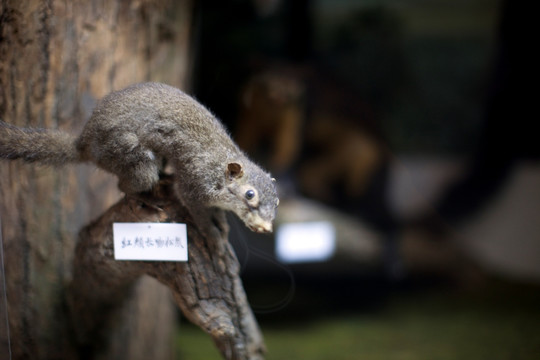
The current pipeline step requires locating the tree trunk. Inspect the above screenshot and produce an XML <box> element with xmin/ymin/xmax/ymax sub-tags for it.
<box><xmin>0</xmin><ymin>0</ymin><xmax>197</xmax><ymax>358</ymax></box>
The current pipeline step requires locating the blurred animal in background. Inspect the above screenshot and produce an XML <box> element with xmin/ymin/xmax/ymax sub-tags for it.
<box><xmin>298</xmin><ymin>73</ymin><xmax>390</xmax><ymax>205</ymax></box>
<box><xmin>298</xmin><ymin>115</ymin><xmax>384</xmax><ymax>202</ymax></box>
<box><xmin>236</xmin><ymin>67</ymin><xmax>395</xmax><ymax>231</ymax></box>
<box><xmin>235</xmin><ymin>66</ymin><xmax>400</xmax><ymax>276</ymax></box>
<box><xmin>236</xmin><ymin>69</ymin><xmax>306</xmax><ymax>176</ymax></box>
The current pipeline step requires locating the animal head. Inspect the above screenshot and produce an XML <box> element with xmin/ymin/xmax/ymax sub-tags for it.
<box><xmin>224</xmin><ymin>161</ymin><xmax>279</xmax><ymax>233</ymax></box>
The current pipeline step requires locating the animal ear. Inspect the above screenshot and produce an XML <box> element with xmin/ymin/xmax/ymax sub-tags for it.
<box><xmin>226</xmin><ymin>162</ymin><xmax>244</xmax><ymax>180</ymax></box>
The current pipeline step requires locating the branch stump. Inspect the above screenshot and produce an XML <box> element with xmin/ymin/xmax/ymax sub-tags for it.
<box><xmin>68</xmin><ymin>178</ymin><xmax>266</xmax><ymax>360</ymax></box>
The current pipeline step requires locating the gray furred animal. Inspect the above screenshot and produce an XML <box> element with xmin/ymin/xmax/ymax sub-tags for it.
<box><xmin>0</xmin><ymin>82</ymin><xmax>279</xmax><ymax>233</ymax></box>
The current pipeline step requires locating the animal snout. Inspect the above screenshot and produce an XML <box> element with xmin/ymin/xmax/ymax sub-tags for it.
<box><xmin>251</xmin><ymin>222</ymin><xmax>273</xmax><ymax>233</ymax></box>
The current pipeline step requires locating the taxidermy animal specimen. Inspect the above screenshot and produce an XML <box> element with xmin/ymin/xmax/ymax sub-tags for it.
<box><xmin>0</xmin><ymin>82</ymin><xmax>279</xmax><ymax>234</ymax></box>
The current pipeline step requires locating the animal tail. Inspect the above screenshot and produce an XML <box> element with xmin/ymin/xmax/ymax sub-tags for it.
<box><xmin>0</xmin><ymin>120</ymin><xmax>81</xmax><ymax>166</ymax></box>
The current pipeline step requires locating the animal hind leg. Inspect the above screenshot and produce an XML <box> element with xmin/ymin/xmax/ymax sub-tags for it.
<box><xmin>92</xmin><ymin>132</ymin><xmax>161</xmax><ymax>194</ymax></box>
<box><xmin>116</xmin><ymin>152</ymin><xmax>161</xmax><ymax>194</ymax></box>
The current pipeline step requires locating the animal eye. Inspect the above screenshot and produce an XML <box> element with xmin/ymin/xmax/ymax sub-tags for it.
<box><xmin>245</xmin><ymin>190</ymin><xmax>255</xmax><ymax>200</ymax></box>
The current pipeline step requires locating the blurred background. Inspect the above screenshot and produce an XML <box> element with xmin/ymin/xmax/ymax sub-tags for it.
<box><xmin>177</xmin><ymin>0</ymin><xmax>540</xmax><ymax>358</ymax></box>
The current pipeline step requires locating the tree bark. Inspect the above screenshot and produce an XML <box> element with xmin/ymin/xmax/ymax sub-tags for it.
<box><xmin>0</xmin><ymin>0</ymin><xmax>211</xmax><ymax>359</ymax></box>
<box><xmin>68</xmin><ymin>178</ymin><xmax>265</xmax><ymax>360</ymax></box>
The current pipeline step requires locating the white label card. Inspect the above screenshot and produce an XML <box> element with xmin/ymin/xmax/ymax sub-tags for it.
<box><xmin>113</xmin><ymin>223</ymin><xmax>188</xmax><ymax>262</ymax></box>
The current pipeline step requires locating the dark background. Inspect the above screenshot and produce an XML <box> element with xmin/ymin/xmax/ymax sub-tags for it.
<box><xmin>179</xmin><ymin>1</ymin><xmax>540</xmax><ymax>357</ymax></box>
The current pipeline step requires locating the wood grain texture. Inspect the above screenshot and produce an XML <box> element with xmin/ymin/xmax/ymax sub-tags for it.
<box><xmin>0</xmin><ymin>0</ymin><xmax>195</xmax><ymax>358</ymax></box>
<box><xmin>68</xmin><ymin>179</ymin><xmax>265</xmax><ymax>360</ymax></box>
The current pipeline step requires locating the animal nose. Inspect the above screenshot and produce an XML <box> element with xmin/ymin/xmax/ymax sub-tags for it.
<box><xmin>254</xmin><ymin>222</ymin><xmax>272</xmax><ymax>233</ymax></box>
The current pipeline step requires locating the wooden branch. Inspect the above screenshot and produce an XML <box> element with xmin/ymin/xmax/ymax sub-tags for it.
<box><xmin>67</xmin><ymin>178</ymin><xmax>265</xmax><ymax>360</ymax></box>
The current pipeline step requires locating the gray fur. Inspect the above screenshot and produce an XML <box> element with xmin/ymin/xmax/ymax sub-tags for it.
<box><xmin>0</xmin><ymin>82</ymin><xmax>278</xmax><ymax>233</ymax></box>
